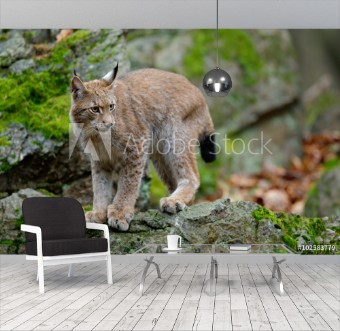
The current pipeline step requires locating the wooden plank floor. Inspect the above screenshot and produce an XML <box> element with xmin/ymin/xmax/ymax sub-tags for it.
<box><xmin>0</xmin><ymin>262</ymin><xmax>339</xmax><ymax>331</ymax></box>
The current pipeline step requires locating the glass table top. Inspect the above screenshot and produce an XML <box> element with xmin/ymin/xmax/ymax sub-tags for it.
<box><xmin>133</xmin><ymin>244</ymin><xmax>296</xmax><ymax>255</ymax></box>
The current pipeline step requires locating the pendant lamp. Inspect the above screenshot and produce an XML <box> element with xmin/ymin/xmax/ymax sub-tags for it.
<box><xmin>203</xmin><ymin>0</ymin><xmax>232</xmax><ymax>97</ymax></box>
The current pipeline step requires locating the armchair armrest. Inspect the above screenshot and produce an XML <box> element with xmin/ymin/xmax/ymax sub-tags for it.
<box><xmin>21</xmin><ymin>224</ymin><xmax>43</xmax><ymax>258</ymax></box>
<box><xmin>21</xmin><ymin>224</ymin><xmax>41</xmax><ymax>235</ymax></box>
<box><xmin>86</xmin><ymin>222</ymin><xmax>110</xmax><ymax>240</ymax></box>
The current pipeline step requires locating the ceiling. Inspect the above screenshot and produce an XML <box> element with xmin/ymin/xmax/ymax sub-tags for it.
<box><xmin>1</xmin><ymin>0</ymin><xmax>339</xmax><ymax>29</ymax></box>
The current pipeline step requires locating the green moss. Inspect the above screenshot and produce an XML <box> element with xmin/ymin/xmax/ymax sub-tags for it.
<box><xmin>183</xmin><ymin>30</ymin><xmax>264</xmax><ymax>85</ymax></box>
<box><xmin>0</xmin><ymin>70</ymin><xmax>70</xmax><ymax>139</ymax></box>
<box><xmin>0</xmin><ymin>31</ymin><xmax>95</xmax><ymax>140</ymax></box>
<box><xmin>252</xmin><ymin>206</ymin><xmax>334</xmax><ymax>253</ymax></box>
<box><xmin>63</xmin><ymin>30</ymin><xmax>92</xmax><ymax>48</ymax></box>
<box><xmin>36</xmin><ymin>188</ymin><xmax>57</xmax><ymax>197</ymax></box>
<box><xmin>0</xmin><ymin>136</ymin><xmax>11</xmax><ymax>147</ymax></box>
<box><xmin>282</xmin><ymin>234</ymin><xmax>297</xmax><ymax>251</ymax></box>
<box><xmin>83</xmin><ymin>205</ymin><xmax>93</xmax><ymax>212</ymax></box>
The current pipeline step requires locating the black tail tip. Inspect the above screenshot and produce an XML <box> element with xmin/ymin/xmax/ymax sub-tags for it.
<box><xmin>200</xmin><ymin>133</ymin><xmax>217</xmax><ymax>163</ymax></box>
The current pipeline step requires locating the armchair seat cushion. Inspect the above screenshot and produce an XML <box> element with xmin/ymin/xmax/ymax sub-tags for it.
<box><xmin>26</xmin><ymin>238</ymin><xmax>108</xmax><ymax>256</ymax></box>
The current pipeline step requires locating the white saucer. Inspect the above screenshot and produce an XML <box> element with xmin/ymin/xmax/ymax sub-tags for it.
<box><xmin>163</xmin><ymin>247</ymin><xmax>182</xmax><ymax>252</ymax></box>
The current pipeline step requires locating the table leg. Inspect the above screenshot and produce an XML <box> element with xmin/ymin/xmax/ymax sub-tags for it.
<box><xmin>209</xmin><ymin>257</ymin><xmax>218</xmax><ymax>296</ymax></box>
<box><xmin>272</xmin><ymin>256</ymin><xmax>286</xmax><ymax>294</ymax></box>
<box><xmin>139</xmin><ymin>256</ymin><xmax>161</xmax><ymax>296</ymax></box>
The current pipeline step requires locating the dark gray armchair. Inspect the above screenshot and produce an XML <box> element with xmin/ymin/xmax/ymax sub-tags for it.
<box><xmin>21</xmin><ymin>197</ymin><xmax>112</xmax><ymax>293</ymax></box>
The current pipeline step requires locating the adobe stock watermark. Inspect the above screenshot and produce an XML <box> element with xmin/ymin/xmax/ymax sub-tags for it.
<box><xmin>69</xmin><ymin>124</ymin><xmax>273</xmax><ymax>160</ymax></box>
<box><xmin>69</xmin><ymin>123</ymin><xmax>112</xmax><ymax>161</ymax></box>
<box><xmin>123</xmin><ymin>132</ymin><xmax>272</xmax><ymax>156</ymax></box>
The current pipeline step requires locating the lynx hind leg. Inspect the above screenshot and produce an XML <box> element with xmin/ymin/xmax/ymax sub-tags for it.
<box><xmin>159</xmin><ymin>153</ymin><xmax>199</xmax><ymax>214</ymax></box>
<box><xmin>151</xmin><ymin>153</ymin><xmax>177</xmax><ymax>194</ymax></box>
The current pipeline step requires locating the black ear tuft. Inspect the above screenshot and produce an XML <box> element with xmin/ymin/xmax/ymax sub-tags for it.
<box><xmin>73</xmin><ymin>69</ymin><xmax>78</xmax><ymax>77</ymax></box>
<box><xmin>102</xmin><ymin>63</ymin><xmax>119</xmax><ymax>86</ymax></box>
<box><xmin>112</xmin><ymin>63</ymin><xmax>119</xmax><ymax>81</ymax></box>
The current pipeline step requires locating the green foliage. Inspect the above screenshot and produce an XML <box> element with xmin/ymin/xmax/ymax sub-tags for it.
<box><xmin>183</xmin><ymin>30</ymin><xmax>264</xmax><ymax>85</ymax></box>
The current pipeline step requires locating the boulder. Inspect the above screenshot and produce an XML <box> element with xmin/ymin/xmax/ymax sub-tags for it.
<box><xmin>0</xmin><ymin>33</ymin><xmax>33</xmax><ymax>68</ymax></box>
<box><xmin>0</xmin><ymin>188</ymin><xmax>46</xmax><ymax>253</ymax></box>
<box><xmin>9</xmin><ymin>59</ymin><xmax>36</xmax><ymax>74</ymax></box>
<box><xmin>107</xmin><ymin>198</ymin><xmax>283</xmax><ymax>254</ymax></box>
<box><xmin>304</xmin><ymin>167</ymin><xmax>340</xmax><ymax>217</ymax></box>
<box><xmin>0</xmin><ymin>124</ymin><xmax>89</xmax><ymax>194</ymax></box>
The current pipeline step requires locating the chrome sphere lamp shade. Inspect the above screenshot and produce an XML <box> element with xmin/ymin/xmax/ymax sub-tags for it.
<box><xmin>203</xmin><ymin>0</ymin><xmax>232</xmax><ymax>97</ymax></box>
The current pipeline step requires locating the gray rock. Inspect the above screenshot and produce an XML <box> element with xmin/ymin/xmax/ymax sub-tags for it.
<box><xmin>0</xmin><ymin>123</ymin><xmax>89</xmax><ymax>194</ymax></box>
<box><xmin>304</xmin><ymin>167</ymin><xmax>340</xmax><ymax>217</ymax></box>
<box><xmin>0</xmin><ymin>123</ymin><xmax>62</xmax><ymax>170</ymax></box>
<box><xmin>0</xmin><ymin>188</ymin><xmax>46</xmax><ymax>253</ymax></box>
<box><xmin>0</xmin><ymin>34</ymin><xmax>33</xmax><ymax>67</ymax></box>
<box><xmin>109</xmin><ymin>198</ymin><xmax>283</xmax><ymax>254</ymax></box>
<box><xmin>22</xmin><ymin>29</ymin><xmax>58</xmax><ymax>44</ymax></box>
<box><xmin>74</xmin><ymin>30</ymin><xmax>130</xmax><ymax>80</ymax></box>
<box><xmin>9</xmin><ymin>59</ymin><xmax>35</xmax><ymax>74</ymax></box>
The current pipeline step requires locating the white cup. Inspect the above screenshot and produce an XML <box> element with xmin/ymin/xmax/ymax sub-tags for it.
<box><xmin>167</xmin><ymin>235</ymin><xmax>182</xmax><ymax>250</ymax></box>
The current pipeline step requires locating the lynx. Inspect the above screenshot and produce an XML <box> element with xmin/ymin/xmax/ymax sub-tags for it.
<box><xmin>70</xmin><ymin>65</ymin><xmax>216</xmax><ymax>231</ymax></box>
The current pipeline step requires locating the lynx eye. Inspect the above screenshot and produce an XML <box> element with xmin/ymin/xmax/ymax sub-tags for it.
<box><xmin>90</xmin><ymin>106</ymin><xmax>100</xmax><ymax>114</ymax></box>
<box><xmin>109</xmin><ymin>103</ymin><xmax>115</xmax><ymax>111</ymax></box>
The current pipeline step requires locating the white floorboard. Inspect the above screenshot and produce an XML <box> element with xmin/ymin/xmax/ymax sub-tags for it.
<box><xmin>0</xmin><ymin>261</ymin><xmax>339</xmax><ymax>331</ymax></box>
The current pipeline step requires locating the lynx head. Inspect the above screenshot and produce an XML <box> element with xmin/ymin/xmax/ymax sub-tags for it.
<box><xmin>70</xmin><ymin>64</ymin><xmax>118</xmax><ymax>135</ymax></box>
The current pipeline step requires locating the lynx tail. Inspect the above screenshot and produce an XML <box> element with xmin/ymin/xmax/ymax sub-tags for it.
<box><xmin>199</xmin><ymin>133</ymin><xmax>216</xmax><ymax>163</ymax></box>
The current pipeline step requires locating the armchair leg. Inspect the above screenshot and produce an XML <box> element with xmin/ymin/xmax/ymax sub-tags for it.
<box><xmin>107</xmin><ymin>254</ymin><xmax>113</xmax><ymax>284</ymax></box>
<box><xmin>68</xmin><ymin>264</ymin><xmax>74</xmax><ymax>277</ymax></box>
<box><xmin>38</xmin><ymin>260</ymin><xmax>45</xmax><ymax>294</ymax></box>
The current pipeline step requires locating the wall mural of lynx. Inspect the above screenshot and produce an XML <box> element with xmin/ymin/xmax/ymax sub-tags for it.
<box><xmin>0</xmin><ymin>29</ymin><xmax>339</xmax><ymax>254</ymax></box>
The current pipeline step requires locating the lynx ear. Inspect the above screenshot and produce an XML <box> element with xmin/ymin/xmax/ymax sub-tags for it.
<box><xmin>71</xmin><ymin>76</ymin><xmax>86</xmax><ymax>97</ymax></box>
<box><xmin>102</xmin><ymin>63</ymin><xmax>118</xmax><ymax>86</ymax></box>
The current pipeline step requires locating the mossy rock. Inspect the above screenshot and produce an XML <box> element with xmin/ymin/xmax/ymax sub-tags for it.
<box><xmin>0</xmin><ymin>29</ymin><xmax>129</xmax><ymax>140</ymax></box>
<box><xmin>305</xmin><ymin>166</ymin><xmax>340</xmax><ymax>218</ymax></box>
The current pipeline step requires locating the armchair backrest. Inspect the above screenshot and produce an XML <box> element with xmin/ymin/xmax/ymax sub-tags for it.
<box><xmin>22</xmin><ymin>197</ymin><xmax>86</xmax><ymax>242</ymax></box>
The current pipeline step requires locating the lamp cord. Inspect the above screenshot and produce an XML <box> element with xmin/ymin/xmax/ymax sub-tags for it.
<box><xmin>216</xmin><ymin>0</ymin><xmax>219</xmax><ymax>68</ymax></box>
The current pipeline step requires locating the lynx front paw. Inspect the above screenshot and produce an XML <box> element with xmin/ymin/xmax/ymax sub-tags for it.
<box><xmin>85</xmin><ymin>210</ymin><xmax>107</xmax><ymax>224</ymax></box>
<box><xmin>160</xmin><ymin>197</ymin><xmax>186</xmax><ymax>214</ymax></box>
<box><xmin>107</xmin><ymin>206</ymin><xmax>133</xmax><ymax>232</ymax></box>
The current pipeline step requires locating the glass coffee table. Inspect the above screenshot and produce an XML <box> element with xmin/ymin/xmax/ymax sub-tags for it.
<box><xmin>133</xmin><ymin>244</ymin><xmax>296</xmax><ymax>296</ymax></box>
